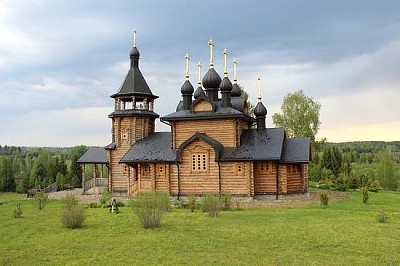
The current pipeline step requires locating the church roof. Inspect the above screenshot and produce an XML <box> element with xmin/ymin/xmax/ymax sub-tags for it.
<box><xmin>120</xmin><ymin>128</ymin><xmax>310</xmax><ymax>164</ymax></box>
<box><xmin>120</xmin><ymin>132</ymin><xmax>176</xmax><ymax>163</ymax></box>
<box><xmin>77</xmin><ymin>147</ymin><xmax>108</xmax><ymax>164</ymax></box>
<box><xmin>222</xmin><ymin>128</ymin><xmax>285</xmax><ymax>161</ymax></box>
<box><xmin>110</xmin><ymin>67</ymin><xmax>158</xmax><ymax>99</ymax></box>
<box><xmin>162</xmin><ymin>99</ymin><xmax>255</xmax><ymax>122</ymax></box>
<box><xmin>281</xmin><ymin>138</ymin><xmax>311</xmax><ymax>163</ymax></box>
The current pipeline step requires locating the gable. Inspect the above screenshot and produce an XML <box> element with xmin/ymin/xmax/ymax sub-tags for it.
<box><xmin>192</xmin><ymin>99</ymin><xmax>214</xmax><ymax>112</ymax></box>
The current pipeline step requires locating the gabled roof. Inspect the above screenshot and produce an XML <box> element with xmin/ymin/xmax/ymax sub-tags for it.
<box><xmin>222</xmin><ymin>128</ymin><xmax>285</xmax><ymax>161</ymax></box>
<box><xmin>177</xmin><ymin>132</ymin><xmax>223</xmax><ymax>161</ymax></box>
<box><xmin>120</xmin><ymin>132</ymin><xmax>176</xmax><ymax>163</ymax></box>
<box><xmin>281</xmin><ymin>138</ymin><xmax>311</xmax><ymax>163</ymax></box>
<box><xmin>110</xmin><ymin>68</ymin><xmax>158</xmax><ymax>99</ymax></box>
<box><xmin>77</xmin><ymin>147</ymin><xmax>108</xmax><ymax>164</ymax></box>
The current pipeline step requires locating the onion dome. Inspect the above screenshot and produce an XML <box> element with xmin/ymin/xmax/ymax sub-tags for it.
<box><xmin>254</xmin><ymin>101</ymin><xmax>268</xmax><ymax>116</ymax></box>
<box><xmin>231</xmin><ymin>83</ymin><xmax>241</xmax><ymax>97</ymax></box>
<box><xmin>202</xmin><ymin>68</ymin><xmax>222</xmax><ymax>89</ymax></box>
<box><xmin>194</xmin><ymin>86</ymin><xmax>205</xmax><ymax>99</ymax></box>
<box><xmin>181</xmin><ymin>80</ymin><xmax>194</xmax><ymax>94</ymax></box>
<box><xmin>130</xmin><ymin>46</ymin><xmax>140</xmax><ymax>58</ymax></box>
<box><xmin>219</xmin><ymin>77</ymin><xmax>233</xmax><ymax>91</ymax></box>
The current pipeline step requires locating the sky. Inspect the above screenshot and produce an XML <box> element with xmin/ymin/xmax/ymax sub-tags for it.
<box><xmin>0</xmin><ymin>0</ymin><xmax>399</xmax><ymax>147</ymax></box>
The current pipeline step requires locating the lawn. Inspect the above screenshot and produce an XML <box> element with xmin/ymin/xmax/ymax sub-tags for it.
<box><xmin>0</xmin><ymin>190</ymin><xmax>399</xmax><ymax>265</ymax></box>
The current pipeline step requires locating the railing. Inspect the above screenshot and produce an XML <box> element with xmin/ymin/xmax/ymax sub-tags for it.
<box><xmin>44</xmin><ymin>182</ymin><xmax>57</xmax><ymax>193</ymax></box>
<box><xmin>84</xmin><ymin>178</ymin><xmax>108</xmax><ymax>192</ymax></box>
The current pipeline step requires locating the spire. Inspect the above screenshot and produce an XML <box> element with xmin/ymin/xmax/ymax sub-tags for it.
<box><xmin>185</xmin><ymin>53</ymin><xmax>190</xmax><ymax>80</ymax></box>
<box><xmin>181</xmin><ymin>53</ymin><xmax>194</xmax><ymax>110</ymax></box>
<box><xmin>254</xmin><ymin>75</ymin><xmax>268</xmax><ymax>129</ymax></box>
<box><xmin>208</xmin><ymin>39</ymin><xmax>214</xmax><ymax>68</ymax></box>
<box><xmin>231</xmin><ymin>58</ymin><xmax>241</xmax><ymax>97</ymax></box>
<box><xmin>223</xmin><ymin>48</ymin><xmax>228</xmax><ymax>77</ymax></box>
<box><xmin>233</xmin><ymin>58</ymin><xmax>238</xmax><ymax>84</ymax></box>
<box><xmin>197</xmin><ymin>61</ymin><xmax>202</xmax><ymax>86</ymax></box>
<box><xmin>257</xmin><ymin>75</ymin><xmax>262</xmax><ymax>102</ymax></box>
<box><xmin>133</xmin><ymin>29</ymin><xmax>137</xmax><ymax>47</ymax></box>
<box><xmin>130</xmin><ymin>29</ymin><xmax>140</xmax><ymax>68</ymax></box>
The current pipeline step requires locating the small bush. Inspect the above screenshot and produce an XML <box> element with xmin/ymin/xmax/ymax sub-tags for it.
<box><xmin>60</xmin><ymin>195</ymin><xmax>86</xmax><ymax>229</ymax></box>
<box><xmin>88</xmin><ymin>202</ymin><xmax>100</xmax><ymax>208</ymax></box>
<box><xmin>116</xmin><ymin>200</ymin><xmax>126</xmax><ymax>207</ymax></box>
<box><xmin>188</xmin><ymin>194</ymin><xmax>197</xmax><ymax>212</ymax></box>
<box><xmin>319</xmin><ymin>192</ymin><xmax>329</xmax><ymax>208</ymax></box>
<box><xmin>368</xmin><ymin>180</ymin><xmax>382</xmax><ymax>192</ymax></box>
<box><xmin>361</xmin><ymin>187</ymin><xmax>369</xmax><ymax>204</ymax></box>
<box><xmin>13</xmin><ymin>204</ymin><xmax>23</xmax><ymax>218</ymax></box>
<box><xmin>221</xmin><ymin>194</ymin><xmax>232</xmax><ymax>211</ymax></box>
<box><xmin>33</xmin><ymin>191</ymin><xmax>48</xmax><ymax>210</ymax></box>
<box><xmin>376</xmin><ymin>204</ymin><xmax>390</xmax><ymax>223</ymax></box>
<box><xmin>130</xmin><ymin>191</ymin><xmax>170</xmax><ymax>229</ymax></box>
<box><xmin>202</xmin><ymin>195</ymin><xmax>222</xmax><ymax>217</ymax></box>
<box><xmin>99</xmin><ymin>187</ymin><xmax>113</xmax><ymax>207</ymax></box>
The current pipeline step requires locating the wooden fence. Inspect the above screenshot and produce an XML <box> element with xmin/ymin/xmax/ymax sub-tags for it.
<box><xmin>84</xmin><ymin>178</ymin><xmax>108</xmax><ymax>192</ymax></box>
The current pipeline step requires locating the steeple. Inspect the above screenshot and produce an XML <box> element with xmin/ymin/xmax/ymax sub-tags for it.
<box><xmin>254</xmin><ymin>75</ymin><xmax>268</xmax><ymax>129</ymax></box>
<box><xmin>219</xmin><ymin>48</ymin><xmax>233</xmax><ymax>107</ymax></box>
<box><xmin>111</xmin><ymin>30</ymin><xmax>158</xmax><ymax>100</ymax></box>
<box><xmin>130</xmin><ymin>29</ymin><xmax>140</xmax><ymax>68</ymax></box>
<box><xmin>202</xmin><ymin>39</ymin><xmax>221</xmax><ymax>101</ymax></box>
<box><xmin>194</xmin><ymin>61</ymin><xmax>205</xmax><ymax>99</ymax></box>
<box><xmin>180</xmin><ymin>53</ymin><xmax>194</xmax><ymax>110</ymax></box>
<box><xmin>231</xmin><ymin>58</ymin><xmax>241</xmax><ymax>97</ymax></box>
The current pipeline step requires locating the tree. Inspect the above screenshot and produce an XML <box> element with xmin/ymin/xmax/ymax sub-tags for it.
<box><xmin>272</xmin><ymin>90</ymin><xmax>321</xmax><ymax>145</ymax></box>
<box><xmin>321</xmin><ymin>146</ymin><xmax>343</xmax><ymax>178</ymax></box>
<box><xmin>377</xmin><ymin>150</ymin><xmax>397</xmax><ymax>191</ymax></box>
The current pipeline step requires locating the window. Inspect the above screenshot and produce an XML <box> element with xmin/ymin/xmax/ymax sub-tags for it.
<box><xmin>191</xmin><ymin>153</ymin><xmax>208</xmax><ymax>172</ymax></box>
<box><xmin>159</xmin><ymin>165</ymin><xmax>163</xmax><ymax>173</ymax></box>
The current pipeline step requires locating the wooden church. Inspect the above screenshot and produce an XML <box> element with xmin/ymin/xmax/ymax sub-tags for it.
<box><xmin>78</xmin><ymin>32</ymin><xmax>310</xmax><ymax>198</ymax></box>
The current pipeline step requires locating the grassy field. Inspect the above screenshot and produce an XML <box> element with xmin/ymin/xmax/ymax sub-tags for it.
<box><xmin>0</xmin><ymin>190</ymin><xmax>399</xmax><ymax>266</ymax></box>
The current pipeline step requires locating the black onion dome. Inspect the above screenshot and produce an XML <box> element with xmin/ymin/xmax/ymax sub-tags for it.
<box><xmin>130</xmin><ymin>46</ymin><xmax>140</xmax><ymax>58</ymax></box>
<box><xmin>219</xmin><ymin>77</ymin><xmax>233</xmax><ymax>91</ymax></box>
<box><xmin>194</xmin><ymin>86</ymin><xmax>205</xmax><ymax>99</ymax></box>
<box><xmin>180</xmin><ymin>80</ymin><xmax>194</xmax><ymax>94</ymax></box>
<box><xmin>254</xmin><ymin>101</ymin><xmax>268</xmax><ymax>116</ymax></box>
<box><xmin>231</xmin><ymin>84</ymin><xmax>241</xmax><ymax>97</ymax></box>
<box><xmin>202</xmin><ymin>68</ymin><xmax>222</xmax><ymax>89</ymax></box>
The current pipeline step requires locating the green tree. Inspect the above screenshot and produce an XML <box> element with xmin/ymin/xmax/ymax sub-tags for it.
<box><xmin>321</xmin><ymin>146</ymin><xmax>343</xmax><ymax>178</ymax></box>
<box><xmin>0</xmin><ymin>156</ymin><xmax>16</xmax><ymax>192</ymax></box>
<box><xmin>272</xmin><ymin>90</ymin><xmax>321</xmax><ymax>145</ymax></box>
<box><xmin>377</xmin><ymin>150</ymin><xmax>397</xmax><ymax>191</ymax></box>
<box><xmin>237</xmin><ymin>84</ymin><xmax>255</xmax><ymax>117</ymax></box>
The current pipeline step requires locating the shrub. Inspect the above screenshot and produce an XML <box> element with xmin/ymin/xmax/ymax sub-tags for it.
<box><xmin>130</xmin><ymin>191</ymin><xmax>170</xmax><ymax>229</ymax></box>
<box><xmin>368</xmin><ymin>180</ymin><xmax>382</xmax><ymax>192</ymax></box>
<box><xmin>361</xmin><ymin>187</ymin><xmax>369</xmax><ymax>204</ymax></box>
<box><xmin>13</xmin><ymin>204</ymin><xmax>23</xmax><ymax>218</ymax></box>
<box><xmin>99</xmin><ymin>187</ymin><xmax>113</xmax><ymax>207</ymax></box>
<box><xmin>376</xmin><ymin>204</ymin><xmax>390</xmax><ymax>223</ymax></box>
<box><xmin>221</xmin><ymin>194</ymin><xmax>232</xmax><ymax>211</ymax></box>
<box><xmin>202</xmin><ymin>195</ymin><xmax>222</xmax><ymax>217</ymax></box>
<box><xmin>33</xmin><ymin>191</ymin><xmax>48</xmax><ymax>210</ymax></box>
<box><xmin>333</xmin><ymin>174</ymin><xmax>348</xmax><ymax>191</ymax></box>
<box><xmin>319</xmin><ymin>192</ymin><xmax>329</xmax><ymax>208</ymax></box>
<box><xmin>188</xmin><ymin>194</ymin><xmax>197</xmax><ymax>212</ymax></box>
<box><xmin>88</xmin><ymin>202</ymin><xmax>100</xmax><ymax>208</ymax></box>
<box><xmin>60</xmin><ymin>195</ymin><xmax>86</xmax><ymax>229</ymax></box>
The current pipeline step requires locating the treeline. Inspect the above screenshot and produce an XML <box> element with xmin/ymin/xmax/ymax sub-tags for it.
<box><xmin>0</xmin><ymin>146</ymin><xmax>87</xmax><ymax>193</ymax></box>
<box><xmin>310</xmin><ymin>141</ymin><xmax>400</xmax><ymax>191</ymax></box>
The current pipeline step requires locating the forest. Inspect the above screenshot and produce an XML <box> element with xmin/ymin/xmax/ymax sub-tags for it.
<box><xmin>0</xmin><ymin>141</ymin><xmax>400</xmax><ymax>193</ymax></box>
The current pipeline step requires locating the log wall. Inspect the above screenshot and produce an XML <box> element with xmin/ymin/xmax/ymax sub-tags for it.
<box><xmin>254</xmin><ymin>162</ymin><xmax>277</xmax><ymax>194</ymax></box>
<box><xmin>173</xmin><ymin>119</ymin><xmax>237</xmax><ymax>148</ymax></box>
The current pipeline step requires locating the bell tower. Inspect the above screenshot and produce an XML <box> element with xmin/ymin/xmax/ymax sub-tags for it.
<box><xmin>106</xmin><ymin>30</ymin><xmax>159</xmax><ymax>194</ymax></box>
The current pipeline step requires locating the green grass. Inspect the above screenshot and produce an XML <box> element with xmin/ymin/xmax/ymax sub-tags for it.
<box><xmin>0</xmin><ymin>191</ymin><xmax>399</xmax><ymax>265</ymax></box>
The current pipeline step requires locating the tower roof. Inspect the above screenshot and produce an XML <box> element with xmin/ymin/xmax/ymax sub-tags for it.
<box><xmin>111</xmin><ymin>31</ymin><xmax>158</xmax><ymax>99</ymax></box>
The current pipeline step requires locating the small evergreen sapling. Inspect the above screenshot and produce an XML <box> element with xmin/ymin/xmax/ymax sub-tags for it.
<box><xmin>13</xmin><ymin>204</ymin><xmax>23</xmax><ymax>218</ymax></box>
<box><xmin>319</xmin><ymin>192</ymin><xmax>329</xmax><ymax>208</ymax></box>
<box><xmin>361</xmin><ymin>187</ymin><xmax>369</xmax><ymax>204</ymax></box>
